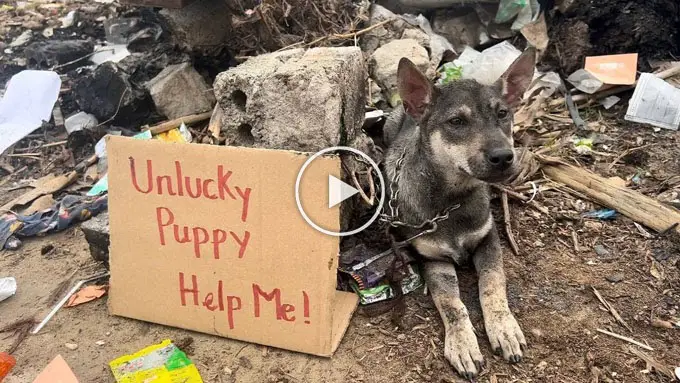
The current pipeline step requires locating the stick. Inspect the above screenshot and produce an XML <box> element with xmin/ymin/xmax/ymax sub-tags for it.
<box><xmin>32</xmin><ymin>272</ymin><xmax>110</xmax><ymax>334</ymax></box>
<box><xmin>208</xmin><ymin>105</ymin><xmax>223</xmax><ymax>140</ymax></box>
<box><xmin>538</xmin><ymin>156</ymin><xmax>680</xmax><ymax>236</ymax></box>
<box><xmin>501</xmin><ymin>191</ymin><xmax>520</xmax><ymax>256</ymax></box>
<box><xmin>143</xmin><ymin>111</ymin><xmax>213</xmax><ymax>135</ymax></box>
<box><xmin>278</xmin><ymin>19</ymin><xmax>393</xmax><ymax>51</ymax></box>
<box><xmin>571</xmin><ymin>230</ymin><xmax>580</xmax><ymax>253</ymax></box>
<box><xmin>592</xmin><ymin>287</ymin><xmax>632</xmax><ymax>332</ymax></box>
<box><xmin>492</xmin><ymin>184</ymin><xmax>550</xmax><ymax>214</ymax></box>
<box><xmin>627</xmin><ymin>346</ymin><xmax>676</xmax><ymax>379</ymax></box>
<box><xmin>6</xmin><ymin>153</ymin><xmax>41</xmax><ymax>157</ymax></box>
<box><xmin>596</xmin><ymin>328</ymin><xmax>653</xmax><ymax>351</ymax></box>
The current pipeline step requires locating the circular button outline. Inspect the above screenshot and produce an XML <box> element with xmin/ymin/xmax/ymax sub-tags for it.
<box><xmin>295</xmin><ymin>146</ymin><xmax>385</xmax><ymax>237</ymax></box>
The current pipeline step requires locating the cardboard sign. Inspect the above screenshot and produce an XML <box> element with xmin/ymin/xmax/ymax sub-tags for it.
<box><xmin>585</xmin><ymin>53</ymin><xmax>638</xmax><ymax>85</ymax></box>
<box><xmin>107</xmin><ymin>136</ymin><xmax>357</xmax><ymax>356</ymax></box>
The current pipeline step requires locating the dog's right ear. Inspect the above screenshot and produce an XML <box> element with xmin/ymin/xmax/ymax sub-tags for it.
<box><xmin>397</xmin><ymin>58</ymin><xmax>433</xmax><ymax>119</ymax></box>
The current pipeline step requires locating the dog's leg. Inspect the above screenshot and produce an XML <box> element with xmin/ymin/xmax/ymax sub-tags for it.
<box><xmin>423</xmin><ymin>261</ymin><xmax>484</xmax><ymax>379</ymax></box>
<box><xmin>473</xmin><ymin>226</ymin><xmax>526</xmax><ymax>363</ymax></box>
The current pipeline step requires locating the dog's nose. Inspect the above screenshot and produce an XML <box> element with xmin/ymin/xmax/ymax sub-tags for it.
<box><xmin>487</xmin><ymin>149</ymin><xmax>514</xmax><ymax>169</ymax></box>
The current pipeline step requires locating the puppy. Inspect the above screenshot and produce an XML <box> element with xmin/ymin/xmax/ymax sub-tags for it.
<box><xmin>382</xmin><ymin>48</ymin><xmax>536</xmax><ymax>379</ymax></box>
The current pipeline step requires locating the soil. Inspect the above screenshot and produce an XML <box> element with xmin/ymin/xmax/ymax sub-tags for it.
<box><xmin>546</xmin><ymin>0</ymin><xmax>680</xmax><ymax>74</ymax></box>
<box><xmin>2</xmin><ymin>113</ymin><xmax>679</xmax><ymax>382</ymax></box>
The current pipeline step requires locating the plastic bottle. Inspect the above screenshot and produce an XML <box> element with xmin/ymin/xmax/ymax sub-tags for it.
<box><xmin>0</xmin><ymin>352</ymin><xmax>16</xmax><ymax>381</ymax></box>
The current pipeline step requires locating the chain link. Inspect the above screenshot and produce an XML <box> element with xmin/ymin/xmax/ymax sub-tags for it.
<box><xmin>380</xmin><ymin>147</ymin><xmax>461</xmax><ymax>245</ymax></box>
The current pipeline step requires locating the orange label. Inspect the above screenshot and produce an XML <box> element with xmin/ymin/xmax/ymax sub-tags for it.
<box><xmin>585</xmin><ymin>53</ymin><xmax>638</xmax><ymax>85</ymax></box>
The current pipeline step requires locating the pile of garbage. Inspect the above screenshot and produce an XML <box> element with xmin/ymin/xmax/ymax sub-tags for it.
<box><xmin>2</xmin><ymin>0</ymin><xmax>680</xmax><ymax>380</ymax></box>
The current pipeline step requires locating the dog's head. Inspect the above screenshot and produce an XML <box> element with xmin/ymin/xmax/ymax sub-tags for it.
<box><xmin>397</xmin><ymin>48</ymin><xmax>535</xmax><ymax>184</ymax></box>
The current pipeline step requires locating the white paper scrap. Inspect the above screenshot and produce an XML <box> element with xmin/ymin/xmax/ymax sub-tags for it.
<box><xmin>625</xmin><ymin>73</ymin><xmax>680</xmax><ymax>130</ymax></box>
<box><xmin>0</xmin><ymin>70</ymin><xmax>62</xmax><ymax>155</ymax></box>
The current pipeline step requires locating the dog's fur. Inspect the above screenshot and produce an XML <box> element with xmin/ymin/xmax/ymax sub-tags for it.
<box><xmin>383</xmin><ymin>48</ymin><xmax>536</xmax><ymax>379</ymax></box>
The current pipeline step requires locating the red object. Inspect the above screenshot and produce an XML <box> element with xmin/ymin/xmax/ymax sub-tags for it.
<box><xmin>0</xmin><ymin>352</ymin><xmax>16</xmax><ymax>381</ymax></box>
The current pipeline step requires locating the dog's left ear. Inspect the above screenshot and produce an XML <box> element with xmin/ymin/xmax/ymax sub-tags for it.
<box><xmin>397</xmin><ymin>58</ymin><xmax>435</xmax><ymax>119</ymax></box>
<box><xmin>497</xmin><ymin>47</ymin><xmax>536</xmax><ymax>107</ymax></box>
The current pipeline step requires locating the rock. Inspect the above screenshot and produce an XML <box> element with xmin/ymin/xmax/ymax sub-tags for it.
<box><xmin>41</xmin><ymin>244</ymin><xmax>55</xmax><ymax>256</ymax></box>
<box><xmin>24</xmin><ymin>40</ymin><xmax>94</xmax><ymax>67</ymax></box>
<box><xmin>81</xmin><ymin>211</ymin><xmax>110</xmax><ymax>263</ymax></box>
<box><xmin>369</xmin><ymin>80</ymin><xmax>386</xmax><ymax>107</ymax></box>
<box><xmin>593</xmin><ymin>244</ymin><xmax>610</xmax><ymax>257</ymax></box>
<box><xmin>65</xmin><ymin>343</ymin><xmax>78</xmax><ymax>350</ymax></box>
<box><xmin>606</xmin><ymin>273</ymin><xmax>624</xmax><ymax>283</ymax></box>
<box><xmin>360</xmin><ymin>4</ymin><xmax>415</xmax><ymax>56</ymax></box>
<box><xmin>159</xmin><ymin>0</ymin><xmax>231</xmax><ymax>50</ymax></box>
<box><xmin>4</xmin><ymin>237</ymin><xmax>22</xmax><ymax>250</ymax></box>
<box><xmin>530</xmin><ymin>328</ymin><xmax>543</xmax><ymax>338</ymax></box>
<box><xmin>10</xmin><ymin>30</ymin><xmax>32</xmax><ymax>47</ymax></box>
<box><xmin>60</xmin><ymin>10</ymin><xmax>77</xmax><ymax>28</ymax></box>
<box><xmin>370</xmin><ymin>39</ymin><xmax>431</xmax><ymax>107</ymax></box>
<box><xmin>431</xmin><ymin>9</ymin><xmax>489</xmax><ymax>51</ymax></box>
<box><xmin>65</xmin><ymin>112</ymin><xmax>98</xmax><ymax>134</ymax></box>
<box><xmin>72</xmin><ymin>62</ymin><xmax>152</xmax><ymax>127</ymax></box>
<box><xmin>95</xmin><ymin>340</ymin><xmax>106</xmax><ymax>346</ymax></box>
<box><xmin>146</xmin><ymin>62</ymin><xmax>215</xmax><ymax>120</ymax></box>
<box><xmin>214</xmin><ymin>47</ymin><xmax>365</xmax><ymax>151</ymax></box>
<box><xmin>401</xmin><ymin>28</ymin><xmax>430</xmax><ymax>50</ymax></box>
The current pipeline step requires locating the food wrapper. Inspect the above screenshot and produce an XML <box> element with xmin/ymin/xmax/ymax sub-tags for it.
<box><xmin>155</xmin><ymin>123</ymin><xmax>192</xmax><ymax>143</ymax></box>
<box><xmin>350</xmin><ymin>264</ymin><xmax>423</xmax><ymax>305</ymax></box>
<box><xmin>109</xmin><ymin>339</ymin><xmax>203</xmax><ymax>383</ymax></box>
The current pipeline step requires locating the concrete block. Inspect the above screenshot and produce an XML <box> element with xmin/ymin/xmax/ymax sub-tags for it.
<box><xmin>146</xmin><ymin>62</ymin><xmax>215</xmax><ymax>119</ymax></box>
<box><xmin>159</xmin><ymin>0</ymin><xmax>231</xmax><ymax>49</ymax></box>
<box><xmin>81</xmin><ymin>212</ymin><xmax>109</xmax><ymax>263</ymax></box>
<box><xmin>213</xmin><ymin>47</ymin><xmax>366</xmax><ymax>152</ymax></box>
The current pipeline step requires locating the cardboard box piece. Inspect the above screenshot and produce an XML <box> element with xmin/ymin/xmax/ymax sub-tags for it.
<box><xmin>107</xmin><ymin>136</ymin><xmax>357</xmax><ymax>356</ymax></box>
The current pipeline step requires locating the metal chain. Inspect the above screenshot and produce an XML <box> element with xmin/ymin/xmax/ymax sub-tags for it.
<box><xmin>380</xmin><ymin>147</ymin><xmax>461</xmax><ymax>246</ymax></box>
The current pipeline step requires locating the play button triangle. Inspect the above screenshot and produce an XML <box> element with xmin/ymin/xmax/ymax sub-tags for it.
<box><xmin>328</xmin><ymin>175</ymin><xmax>359</xmax><ymax>208</ymax></box>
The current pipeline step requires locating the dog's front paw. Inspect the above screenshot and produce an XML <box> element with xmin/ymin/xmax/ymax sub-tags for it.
<box><xmin>444</xmin><ymin>323</ymin><xmax>485</xmax><ymax>379</ymax></box>
<box><xmin>485</xmin><ymin>312</ymin><xmax>527</xmax><ymax>363</ymax></box>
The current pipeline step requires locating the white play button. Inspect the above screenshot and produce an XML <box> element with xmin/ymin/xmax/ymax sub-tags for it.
<box><xmin>295</xmin><ymin>146</ymin><xmax>385</xmax><ymax>237</ymax></box>
<box><xmin>328</xmin><ymin>175</ymin><xmax>359</xmax><ymax>208</ymax></box>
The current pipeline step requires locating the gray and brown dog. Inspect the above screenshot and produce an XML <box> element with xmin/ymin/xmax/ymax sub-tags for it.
<box><xmin>383</xmin><ymin>48</ymin><xmax>536</xmax><ymax>379</ymax></box>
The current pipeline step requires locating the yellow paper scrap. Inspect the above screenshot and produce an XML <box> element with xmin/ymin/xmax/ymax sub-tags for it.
<box><xmin>109</xmin><ymin>339</ymin><xmax>202</xmax><ymax>383</ymax></box>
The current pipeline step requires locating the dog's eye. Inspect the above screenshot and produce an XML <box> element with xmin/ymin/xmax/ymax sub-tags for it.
<box><xmin>449</xmin><ymin>117</ymin><xmax>464</xmax><ymax>126</ymax></box>
<box><xmin>497</xmin><ymin>109</ymin><xmax>509</xmax><ymax>119</ymax></box>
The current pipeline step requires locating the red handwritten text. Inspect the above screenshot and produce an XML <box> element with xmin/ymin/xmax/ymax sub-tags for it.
<box><xmin>158</xmin><ymin>207</ymin><xmax>250</xmax><ymax>259</ymax></box>
<box><xmin>178</xmin><ymin>273</ymin><xmax>311</xmax><ymax>330</ymax></box>
<box><xmin>129</xmin><ymin>158</ymin><xmax>252</xmax><ymax>222</ymax></box>
<box><xmin>179</xmin><ymin>272</ymin><xmax>242</xmax><ymax>329</ymax></box>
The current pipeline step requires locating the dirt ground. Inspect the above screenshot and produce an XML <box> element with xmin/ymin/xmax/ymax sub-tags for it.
<box><xmin>2</xmin><ymin>115</ymin><xmax>680</xmax><ymax>382</ymax></box>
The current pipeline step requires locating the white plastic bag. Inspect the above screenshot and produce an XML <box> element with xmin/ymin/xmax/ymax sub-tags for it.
<box><xmin>0</xmin><ymin>277</ymin><xmax>17</xmax><ymax>303</ymax></box>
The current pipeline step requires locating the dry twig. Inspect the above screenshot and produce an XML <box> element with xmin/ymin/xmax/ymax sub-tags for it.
<box><xmin>144</xmin><ymin>111</ymin><xmax>213</xmax><ymax>135</ymax></box>
<box><xmin>501</xmin><ymin>191</ymin><xmax>520</xmax><ymax>256</ymax></box>
<box><xmin>627</xmin><ymin>346</ymin><xmax>675</xmax><ymax>379</ymax></box>
<box><xmin>592</xmin><ymin>286</ymin><xmax>632</xmax><ymax>332</ymax></box>
<box><xmin>596</xmin><ymin>328</ymin><xmax>652</xmax><ymax>351</ymax></box>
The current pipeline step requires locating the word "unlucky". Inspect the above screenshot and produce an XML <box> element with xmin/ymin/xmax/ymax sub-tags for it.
<box><xmin>129</xmin><ymin>158</ymin><xmax>252</xmax><ymax>222</ymax></box>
